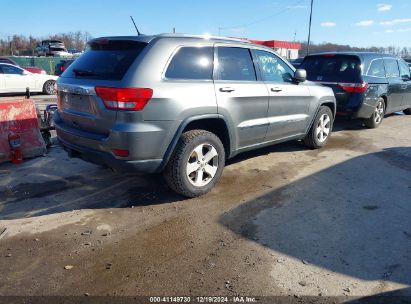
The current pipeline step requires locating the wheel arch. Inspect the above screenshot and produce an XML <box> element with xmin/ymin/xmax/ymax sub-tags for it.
<box><xmin>305</xmin><ymin>99</ymin><xmax>336</xmax><ymax>135</ymax></box>
<box><xmin>158</xmin><ymin>114</ymin><xmax>234</xmax><ymax>172</ymax></box>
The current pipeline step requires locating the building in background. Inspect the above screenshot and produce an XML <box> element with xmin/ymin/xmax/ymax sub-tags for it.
<box><xmin>234</xmin><ymin>37</ymin><xmax>302</xmax><ymax>59</ymax></box>
<box><xmin>249</xmin><ymin>39</ymin><xmax>301</xmax><ymax>59</ymax></box>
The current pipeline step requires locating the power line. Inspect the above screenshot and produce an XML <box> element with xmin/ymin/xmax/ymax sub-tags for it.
<box><xmin>219</xmin><ymin>0</ymin><xmax>307</xmax><ymax>32</ymax></box>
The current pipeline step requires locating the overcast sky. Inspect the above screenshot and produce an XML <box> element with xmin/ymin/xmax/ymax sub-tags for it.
<box><xmin>1</xmin><ymin>0</ymin><xmax>410</xmax><ymax>47</ymax></box>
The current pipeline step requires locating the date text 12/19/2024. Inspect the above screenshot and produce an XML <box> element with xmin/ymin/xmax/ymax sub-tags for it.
<box><xmin>149</xmin><ymin>296</ymin><xmax>257</xmax><ymax>303</ymax></box>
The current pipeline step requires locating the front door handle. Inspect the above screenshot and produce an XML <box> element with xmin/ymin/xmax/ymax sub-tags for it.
<box><xmin>219</xmin><ymin>87</ymin><xmax>235</xmax><ymax>93</ymax></box>
<box><xmin>271</xmin><ymin>87</ymin><xmax>283</xmax><ymax>92</ymax></box>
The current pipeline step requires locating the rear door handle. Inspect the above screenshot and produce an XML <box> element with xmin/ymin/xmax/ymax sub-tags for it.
<box><xmin>270</xmin><ymin>87</ymin><xmax>283</xmax><ymax>92</ymax></box>
<box><xmin>219</xmin><ymin>87</ymin><xmax>235</xmax><ymax>93</ymax></box>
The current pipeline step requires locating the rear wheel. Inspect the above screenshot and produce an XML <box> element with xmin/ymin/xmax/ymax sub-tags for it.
<box><xmin>364</xmin><ymin>98</ymin><xmax>385</xmax><ymax>128</ymax></box>
<box><xmin>43</xmin><ymin>80</ymin><xmax>56</xmax><ymax>95</ymax></box>
<box><xmin>164</xmin><ymin>130</ymin><xmax>225</xmax><ymax>198</ymax></box>
<box><xmin>403</xmin><ymin>108</ymin><xmax>411</xmax><ymax>115</ymax></box>
<box><xmin>304</xmin><ymin>106</ymin><xmax>333</xmax><ymax>149</ymax></box>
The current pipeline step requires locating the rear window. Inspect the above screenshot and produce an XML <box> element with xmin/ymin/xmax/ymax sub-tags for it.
<box><xmin>301</xmin><ymin>55</ymin><xmax>362</xmax><ymax>82</ymax></box>
<box><xmin>62</xmin><ymin>40</ymin><xmax>146</xmax><ymax>80</ymax></box>
<box><xmin>165</xmin><ymin>47</ymin><xmax>214</xmax><ymax>80</ymax></box>
<box><xmin>366</xmin><ymin>59</ymin><xmax>386</xmax><ymax>78</ymax></box>
<box><xmin>384</xmin><ymin>58</ymin><xmax>400</xmax><ymax>77</ymax></box>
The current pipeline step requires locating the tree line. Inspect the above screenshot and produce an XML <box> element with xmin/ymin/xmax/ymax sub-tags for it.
<box><xmin>0</xmin><ymin>32</ymin><xmax>410</xmax><ymax>58</ymax></box>
<box><xmin>300</xmin><ymin>42</ymin><xmax>411</xmax><ymax>58</ymax></box>
<box><xmin>0</xmin><ymin>31</ymin><xmax>92</xmax><ymax>56</ymax></box>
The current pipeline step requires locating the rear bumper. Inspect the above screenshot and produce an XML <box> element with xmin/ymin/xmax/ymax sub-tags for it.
<box><xmin>336</xmin><ymin>96</ymin><xmax>375</xmax><ymax>119</ymax></box>
<box><xmin>58</xmin><ymin>137</ymin><xmax>162</xmax><ymax>173</ymax></box>
<box><xmin>54</xmin><ymin>111</ymin><xmax>177</xmax><ymax>173</ymax></box>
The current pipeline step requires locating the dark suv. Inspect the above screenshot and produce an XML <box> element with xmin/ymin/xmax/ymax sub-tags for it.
<box><xmin>300</xmin><ymin>52</ymin><xmax>411</xmax><ymax>128</ymax></box>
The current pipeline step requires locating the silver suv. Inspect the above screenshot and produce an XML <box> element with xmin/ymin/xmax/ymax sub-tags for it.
<box><xmin>55</xmin><ymin>34</ymin><xmax>336</xmax><ymax>197</ymax></box>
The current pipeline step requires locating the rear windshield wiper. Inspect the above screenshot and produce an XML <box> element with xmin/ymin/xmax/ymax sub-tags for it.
<box><xmin>72</xmin><ymin>68</ymin><xmax>97</xmax><ymax>77</ymax></box>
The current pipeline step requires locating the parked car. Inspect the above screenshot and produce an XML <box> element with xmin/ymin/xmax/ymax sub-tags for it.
<box><xmin>0</xmin><ymin>63</ymin><xmax>58</xmax><ymax>95</ymax></box>
<box><xmin>300</xmin><ymin>52</ymin><xmax>411</xmax><ymax>128</ymax></box>
<box><xmin>54</xmin><ymin>34</ymin><xmax>336</xmax><ymax>197</ymax></box>
<box><xmin>55</xmin><ymin>59</ymin><xmax>75</xmax><ymax>76</ymax></box>
<box><xmin>0</xmin><ymin>57</ymin><xmax>47</xmax><ymax>74</ymax></box>
<box><xmin>404</xmin><ymin>58</ymin><xmax>411</xmax><ymax>69</ymax></box>
<box><xmin>289</xmin><ymin>57</ymin><xmax>305</xmax><ymax>68</ymax></box>
<box><xmin>36</xmin><ymin>40</ymin><xmax>71</xmax><ymax>57</ymax></box>
<box><xmin>67</xmin><ymin>48</ymin><xmax>83</xmax><ymax>56</ymax></box>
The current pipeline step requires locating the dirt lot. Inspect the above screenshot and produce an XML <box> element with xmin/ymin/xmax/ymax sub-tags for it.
<box><xmin>0</xmin><ymin>109</ymin><xmax>410</xmax><ymax>301</ymax></box>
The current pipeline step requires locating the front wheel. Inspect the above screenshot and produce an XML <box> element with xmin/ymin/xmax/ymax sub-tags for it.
<box><xmin>43</xmin><ymin>80</ymin><xmax>56</xmax><ymax>95</ymax></box>
<box><xmin>164</xmin><ymin>130</ymin><xmax>225</xmax><ymax>198</ymax></box>
<box><xmin>304</xmin><ymin>105</ymin><xmax>334</xmax><ymax>149</ymax></box>
<box><xmin>364</xmin><ymin>98</ymin><xmax>385</xmax><ymax>128</ymax></box>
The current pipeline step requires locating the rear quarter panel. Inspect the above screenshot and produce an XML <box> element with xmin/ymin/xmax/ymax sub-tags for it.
<box><xmin>304</xmin><ymin>83</ymin><xmax>336</xmax><ymax>133</ymax></box>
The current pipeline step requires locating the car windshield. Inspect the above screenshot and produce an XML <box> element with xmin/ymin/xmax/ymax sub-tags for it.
<box><xmin>301</xmin><ymin>55</ymin><xmax>362</xmax><ymax>82</ymax></box>
<box><xmin>62</xmin><ymin>40</ymin><xmax>147</xmax><ymax>80</ymax></box>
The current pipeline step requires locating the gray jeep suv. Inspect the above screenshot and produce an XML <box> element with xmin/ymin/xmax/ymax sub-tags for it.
<box><xmin>54</xmin><ymin>34</ymin><xmax>336</xmax><ymax>197</ymax></box>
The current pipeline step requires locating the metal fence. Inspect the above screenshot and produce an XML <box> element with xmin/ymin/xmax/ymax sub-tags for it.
<box><xmin>8</xmin><ymin>56</ymin><xmax>70</xmax><ymax>75</ymax></box>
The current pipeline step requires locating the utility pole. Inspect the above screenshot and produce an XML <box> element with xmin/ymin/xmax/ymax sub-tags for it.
<box><xmin>307</xmin><ymin>0</ymin><xmax>314</xmax><ymax>56</ymax></box>
<box><xmin>293</xmin><ymin>31</ymin><xmax>297</xmax><ymax>42</ymax></box>
<box><xmin>218</xmin><ymin>27</ymin><xmax>221</xmax><ymax>36</ymax></box>
<box><xmin>173</xmin><ymin>27</ymin><xmax>176</xmax><ymax>34</ymax></box>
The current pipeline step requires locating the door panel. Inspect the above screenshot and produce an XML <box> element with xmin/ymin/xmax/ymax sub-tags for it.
<box><xmin>398</xmin><ymin>59</ymin><xmax>411</xmax><ymax>108</ymax></box>
<box><xmin>214</xmin><ymin>46</ymin><xmax>269</xmax><ymax>149</ymax></box>
<box><xmin>1</xmin><ymin>65</ymin><xmax>35</xmax><ymax>92</ymax></box>
<box><xmin>254</xmin><ymin>50</ymin><xmax>312</xmax><ymax>140</ymax></box>
<box><xmin>383</xmin><ymin>58</ymin><xmax>403</xmax><ymax>112</ymax></box>
<box><xmin>215</xmin><ymin>82</ymin><xmax>269</xmax><ymax>148</ymax></box>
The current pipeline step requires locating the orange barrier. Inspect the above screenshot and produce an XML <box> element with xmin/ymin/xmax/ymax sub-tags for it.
<box><xmin>0</xmin><ymin>99</ymin><xmax>46</xmax><ymax>164</ymax></box>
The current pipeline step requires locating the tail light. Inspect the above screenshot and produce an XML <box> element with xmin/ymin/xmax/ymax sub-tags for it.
<box><xmin>111</xmin><ymin>149</ymin><xmax>129</xmax><ymax>157</ymax></box>
<box><xmin>95</xmin><ymin>87</ymin><xmax>153</xmax><ymax>111</ymax></box>
<box><xmin>337</xmin><ymin>82</ymin><xmax>368</xmax><ymax>93</ymax></box>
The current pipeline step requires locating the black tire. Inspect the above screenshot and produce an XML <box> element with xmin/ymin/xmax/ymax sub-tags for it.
<box><xmin>43</xmin><ymin>80</ymin><xmax>56</xmax><ymax>95</ymax></box>
<box><xmin>164</xmin><ymin>129</ymin><xmax>225</xmax><ymax>198</ymax></box>
<box><xmin>364</xmin><ymin>98</ymin><xmax>385</xmax><ymax>128</ymax></box>
<box><xmin>304</xmin><ymin>105</ymin><xmax>334</xmax><ymax>149</ymax></box>
<box><xmin>403</xmin><ymin>108</ymin><xmax>411</xmax><ymax>115</ymax></box>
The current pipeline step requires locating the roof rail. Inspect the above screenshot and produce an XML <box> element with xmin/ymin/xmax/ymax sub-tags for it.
<box><xmin>156</xmin><ymin>33</ymin><xmax>251</xmax><ymax>43</ymax></box>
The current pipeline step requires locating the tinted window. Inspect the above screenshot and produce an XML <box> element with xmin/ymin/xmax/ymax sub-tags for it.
<box><xmin>384</xmin><ymin>58</ymin><xmax>400</xmax><ymax>77</ymax></box>
<box><xmin>165</xmin><ymin>47</ymin><xmax>213</xmax><ymax>80</ymax></box>
<box><xmin>366</xmin><ymin>59</ymin><xmax>386</xmax><ymax>78</ymax></box>
<box><xmin>63</xmin><ymin>40</ymin><xmax>146</xmax><ymax>80</ymax></box>
<box><xmin>1</xmin><ymin>65</ymin><xmax>23</xmax><ymax>75</ymax></box>
<box><xmin>398</xmin><ymin>59</ymin><xmax>410</xmax><ymax>79</ymax></box>
<box><xmin>255</xmin><ymin>50</ymin><xmax>294</xmax><ymax>83</ymax></box>
<box><xmin>301</xmin><ymin>55</ymin><xmax>362</xmax><ymax>82</ymax></box>
<box><xmin>0</xmin><ymin>58</ymin><xmax>13</xmax><ymax>64</ymax></box>
<box><xmin>216</xmin><ymin>47</ymin><xmax>256</xmax><ymax>81</ymax></box>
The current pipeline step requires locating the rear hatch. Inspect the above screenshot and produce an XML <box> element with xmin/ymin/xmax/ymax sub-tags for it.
<box><xmin>301</xmin><ymin>54</ymin><xmax>366</xmax><ymax>111</ymax></box>
<box><xmin>57</xmin><ymin>39</ymin><xmax>147</xmax><ymax>136</ymax></box>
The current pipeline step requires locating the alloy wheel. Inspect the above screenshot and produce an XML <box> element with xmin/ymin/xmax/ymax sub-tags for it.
<box><xmin>186</xmin><ymin>143</ymin><xmax>219</xmax><ymax>187</ymax></box>
<box><xmin>316</xmin><ymin>113</ymin><xmax>331</xmax><ymax>143</ymax></box>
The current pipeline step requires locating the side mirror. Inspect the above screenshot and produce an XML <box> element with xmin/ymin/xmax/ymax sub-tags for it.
<box><xmin>294</xmin><ymin>69</ymin><xmax>307</xmax><ymax>83</ymax></box>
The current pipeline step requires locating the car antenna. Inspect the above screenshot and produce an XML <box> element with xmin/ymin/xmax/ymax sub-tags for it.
<box><xmin>130</xmin><ymin>16</ymin><xmax>141</xmax><ymax>36</ymax></box>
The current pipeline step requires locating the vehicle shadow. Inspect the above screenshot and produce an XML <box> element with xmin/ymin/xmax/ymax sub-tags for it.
<box><xmin>219</xmin><ymin>147</ymin><xmax>411</xmax><ymax>291</ymax></box>
<box><xmin>0</xmin><ymin>142</ymin><xmax>182</xmax><ymax>220</ymax></box>
<box><xmin>0</xmin><ymin>135</ymin><xmax>311</xmax><ymax>220</ymax></box>
<box><xmin>332</xmin><ymin>113</ymin><xmax>405</xmax><ymax>132</ymax></box>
